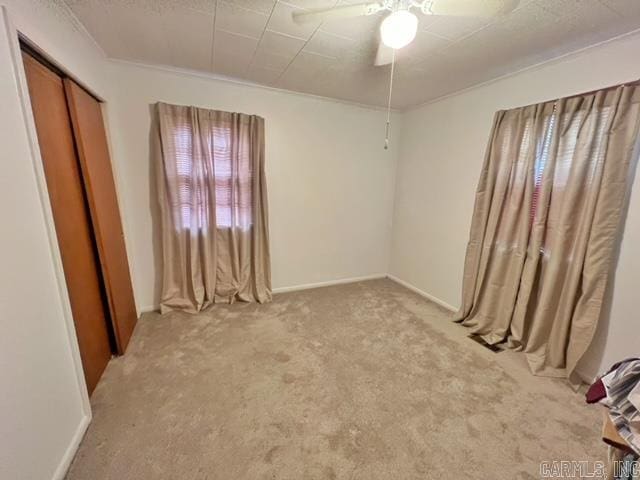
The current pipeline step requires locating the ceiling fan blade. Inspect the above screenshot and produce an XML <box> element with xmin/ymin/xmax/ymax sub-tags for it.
<box><xmin>427</xmin><ymin>0</ymin><xmax>519</xmax><ymax>17</ymax></box>
<box><xmin>292</xmin><ymin>2</ymin><xmax>383</xmax><ymax>24</ymax></box>
<box><xmin>374</xmin><ymin>41</ymin><xmax>394</xmax><ymax>66</ymax></box>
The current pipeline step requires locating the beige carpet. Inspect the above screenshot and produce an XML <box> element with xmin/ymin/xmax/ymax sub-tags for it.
<box><xmin>66</xmin><ymin>279</ymin><xmax>603</xmax><ymax>479</ymax></box>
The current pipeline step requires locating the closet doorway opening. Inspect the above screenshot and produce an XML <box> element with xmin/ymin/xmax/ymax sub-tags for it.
<box><xmin>21</xmin><ymin>43</ymin><xmax>137</xmax><ymax>396</ymax></box>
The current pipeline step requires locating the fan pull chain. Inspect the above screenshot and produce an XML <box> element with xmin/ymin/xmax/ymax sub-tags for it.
<box><xmin>384</xmin><ymin>48</ymin><xmax>396</xmax><ymax>150</ymax></box>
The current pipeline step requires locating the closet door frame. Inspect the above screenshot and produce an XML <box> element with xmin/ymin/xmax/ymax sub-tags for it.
<box><xmin>22</xmin><ymin>51</ymin><xmax>115</xmax><ymax>396</ymax></box>
<box><xmin>3</xmin><ymin>6</ymin><xmax>133</xmax><ymax>418</ymax></box>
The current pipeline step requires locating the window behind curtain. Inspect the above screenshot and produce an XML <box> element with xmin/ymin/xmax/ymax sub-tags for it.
<box><xmin>530</xmin><ymin>104</ymin><xmax>613</xmax><ymax>224</ymax></box>
<box><xmin>531</xmin><ymin>111</ymin><xmax>555</xmax><ymax>223</ymax></box>
<box><xmin>494</xmin><ymin>102</ymin><xmax>613</xmax><ymax>254</ymax></box>
<box><xmin>172</xmin><ymin>122</ymin><xmax>253</xmax><ymax>230</ymax></box>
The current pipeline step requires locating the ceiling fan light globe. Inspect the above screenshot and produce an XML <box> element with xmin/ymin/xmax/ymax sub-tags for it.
<box><xmin>380</xmin><ymin>10</ymin><xmax>418</xmax><ymax>49</ymax></box>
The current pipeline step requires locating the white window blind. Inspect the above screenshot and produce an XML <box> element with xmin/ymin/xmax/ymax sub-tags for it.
<box><xmin>172</xmin><ymin>122</ymin><xmax>253</xmax><ymax>230</ymax></box>
<box><xmin>531</xmin><ymin>104</ymin><xmax>613</xmax><ymax>223</ymax></box>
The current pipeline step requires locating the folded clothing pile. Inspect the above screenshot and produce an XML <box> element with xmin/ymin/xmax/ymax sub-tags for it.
<box><xmin>587</xmin><ymin>358</ymin><xmax>640</xmax><ymax>479</ymax></box>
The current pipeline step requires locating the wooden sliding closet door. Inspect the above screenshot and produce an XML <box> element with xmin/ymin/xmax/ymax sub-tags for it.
<box><xmin>22</xmin><ymin>53</ymin><xmax>112</xmax><ymax>395</ymax></box>
<box><xmin>64</xmin><ymin>80</ymin><xmax>138</xmax><ymax>354</ymax></box>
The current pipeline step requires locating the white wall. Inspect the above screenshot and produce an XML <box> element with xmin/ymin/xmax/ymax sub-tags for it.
<box><xmin>0</xmin><ymin>2</ymin><xmax>113</xmax><ymax>479</ymax></box>
<box><xmin>106</xmin><ymin>61</ymin><xmax>399</xmax><ymax>311</ymax></box>
<box><xmin>390</xmin><ymin>30</ymin><xmax>640</xmax><ymax>380</ymax></box>
<box><xmin>0</xmin><ymin>2</ymin><xmax>399</xmax><ymax>476</ymax></box>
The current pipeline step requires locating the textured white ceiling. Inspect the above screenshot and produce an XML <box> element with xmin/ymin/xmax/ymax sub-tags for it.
<box><xmin>64</xmin><ymin>0</ymin><xmax>640</xmax><ymax>108</ymax></box>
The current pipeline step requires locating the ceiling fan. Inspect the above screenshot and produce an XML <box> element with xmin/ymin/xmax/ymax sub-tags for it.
<box><xmin>292</xmin><ymin>0</ymin><xmax>519</xmax><ymax>149</ymax></box>
<box><xmin>293</xmin><ymin>0</ymin><xmax>520</xmax><ymax>66</ymax></box>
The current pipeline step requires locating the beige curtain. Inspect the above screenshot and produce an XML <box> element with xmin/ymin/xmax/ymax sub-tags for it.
<box><xmin>457</xmin><ymin>85</ymin><xmax>640</xmax><ymax>381</ymax></box>
<box><xmin>155</xmin><ymin>102</ymin><xmax>271</xmax><ymax>313</ymax></box>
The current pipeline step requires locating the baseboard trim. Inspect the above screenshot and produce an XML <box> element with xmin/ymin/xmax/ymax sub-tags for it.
<box><xmin>388</xmin><ymin>276</ymin><xmax>600</xmax><ymax>385</ymax></box>
<box><xmin>139</xmin><ymin>305</ymin><xmax>159</xmax><ymax>314</ymax></box>
<box><xmin>138</xmin><ymin>275</ymin><xmax>388</xmax><ymax>310</ymax></box>
<box><xmin>387</xmin><ymin>274</ymin><xmax>458</xmax><ymax>312</ymax></box>
<box><xmin>574</xmin><ymin>368</ymin><xmax>597</xmax><ymax>386</ymax></box>
<box><xmin>273</xmin><ymin>274</ymin><xmax>387</xmax><ymax>294</ymax></box>
<box><xmin>51</xmin><ymin>412</ymin><xmax>90</xmax><ymax>480</ymax></box>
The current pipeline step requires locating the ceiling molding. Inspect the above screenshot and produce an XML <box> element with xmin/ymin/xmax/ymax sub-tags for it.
<box><xmin>108</xmin><ymin>57</ymin><xmax>402</xmax><ymax>114</ymax></box>
<box><xmin>62</xmin><ymin>0</ymin><xmax>640</xmax><ymax>110</ymax></box>
<box><xmin>59</xmin><ymin>0</ymin><xmax>109</xmax><ymax>60</ymax></box>
<box><xmin>406</xmin><ymin>27</ymin><xmax>640</xmax><ymax>112</ymax></box>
